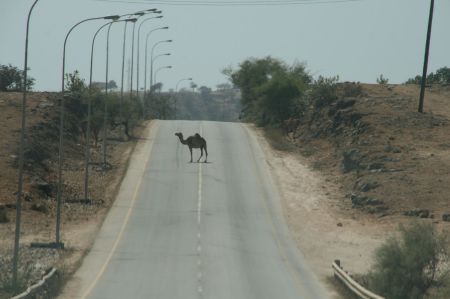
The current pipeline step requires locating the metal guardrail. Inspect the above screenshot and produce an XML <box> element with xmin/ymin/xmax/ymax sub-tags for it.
<box><xmin>332</xmin><ymin>260</ymin><xmax>385</xmax><ymax>299</ymax></box>
<box><xmin>11</xmin><ymin>267</ymin><xmax>57</xmax><ymax>299</ymax></box>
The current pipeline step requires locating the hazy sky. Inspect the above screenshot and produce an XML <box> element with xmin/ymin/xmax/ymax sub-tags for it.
<box><xmin>1</xmin><ymin>0</ymin><xmax>449</xmax><ymax>92</ymax></box>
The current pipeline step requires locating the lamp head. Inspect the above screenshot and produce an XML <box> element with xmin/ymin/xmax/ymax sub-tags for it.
<box><xmin>146</xmin><ymin>8</ymin><xmax>158</xmax><ymax>12</ymax></box>
<box><xmin>166</xmin><ymin>39</ymin><xmax>173</xmax><ymax>42</ymax></box>
<box><xmin>134</xmin><ymin>12</ymin><xmax>145</xmax><ymax>16</ymax></box>
<box><xmin>155</xmin><ymin>10</ymin><xmax>163</xmax><ymax>14</ymax></box>
<box><xmin>162</xmin><ymin>26</ymin><xmax>169</xmax><ymax>29</ymax></box>
<box><xmin>128</xmin><ymin>18</ymin><xmax>138</xmax><ymax>23</ymax></box>
<box><xmin>105</xmin><ymin>15</ymin><xmax>120</xmax><ymax>21</ymax></box>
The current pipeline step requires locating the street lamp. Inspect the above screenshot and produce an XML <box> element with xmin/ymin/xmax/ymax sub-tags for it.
<box><xmin>84</xmin><ymin>18</ymin><xmax>135</xmax><ymax>204</ymax></box>
<box><xmin>13</xmin><ymin>0</ymin><xmax>39</xmax><ymax>288</ymax></box>
<box><xmin>129</xmin><ymin>10</ymin><xmax>161</xmax><ymax>98</ymax></box>
<box><xmin>144</xmin><ymin>53</ymin><xmax>171</xmax><ymax>116</ymax></box>
<box><xmin>153</xmin><ymin>66</ymin><xmax>172</xmax><ymax>119</ymax></box>
<box><xmin>153</xmin><ymin>65</ymin><xmax>173</xmax><ymax>89</ymax></box>
<box><xmin>143</xmin><ymin>28</ymin><xmax>169</xmax><ymax>100</ymax></box>
<box><xmin>55</xmin><ymin>13</ymin><xmax>120</xmax><ymax>249</ymax></box>
<box><xmin>119</xmin><ymin>12</ymin><xmax>149</xmax><ymax>123</ymax></box>
<box><xmin>174</xmin><ymin>77</ymin><xmax>193</xmax><ymax>119</ymax></box>
<box><xmin>137</xmin><ymin>15</ymin><xmax>163</xmax><ymax>100</ymax></box>
<box><xmin>150</xmin><ymin>40</ymin><xmax>172</xmax><ymax>90</ymax></box>
<box><xmin>151</xmin><ymin>53</ymin><xmax>171</xmax><ymax>89</ymax></box>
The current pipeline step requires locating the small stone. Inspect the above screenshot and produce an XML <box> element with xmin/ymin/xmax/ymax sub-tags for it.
<box><xmin>337</xmin><ymin>223</ymin><xmax>343</xmax><ymax>227</ymax></box>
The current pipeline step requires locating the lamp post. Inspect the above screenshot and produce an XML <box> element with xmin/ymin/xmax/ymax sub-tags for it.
<box><xmin>144</xmin><ymin>53</ymin><xmax>171</xmax><ymax>116</ymax></box>
<box><xmin>150</xmin><ymin>40</ymin><xmax>172</xmax><ymax>91</ymax></box>
<box><xmin>174</xmin><ymin>77</ymin><xmax>193</xmax><ymax>119</ymax></box>
<box><xmin>120</xmin><ymin>8</ymin><xmax>158</xmax><ymax>100</ymax></box>
<box><xmin>13</xmin><ymin>0</ymin><xmax>39</xmax><ymax>288</ymax></box>
<box><xmin>153</xmin><ymin>65</ymin><xmax>173</xmax><ymax>90</ymax></box>
<box><xmin>154</xmin><ymin>66</ymin><xmax>172</xmax><ymax>119</ymax></box>
<box><xmin>130</xmin><ymin>8</ymin><xmax>161</xmax><ymax>97</ymax></box>
<box><xmin>84</xmin><ymin>18</ymin><xmax>133</xmax><ymax>203</ymax></box>
<box><xmin>136</xmin><ymin>15</ymin><xmax>163</xmax><ymax>102</ymax></box>
<box><xmin>55</xmin><ymin>13</ymin><xmax>120</xmax><ymax>248</ymax></box>
<box><xmin>119</xmin><ymin>18</ymin><xmax>138</xmax><ymax>137</ymax></box>
<box><xmin>143</xmin><ymin>29</ymin><xmax>169</xmax><ymax>102</ymax></box>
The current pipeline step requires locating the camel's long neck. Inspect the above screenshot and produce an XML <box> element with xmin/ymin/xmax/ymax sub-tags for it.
<box><xmin>177</xmin><ymin>135</ymin><xmax>187</xmax><ymax>145</ymax></box>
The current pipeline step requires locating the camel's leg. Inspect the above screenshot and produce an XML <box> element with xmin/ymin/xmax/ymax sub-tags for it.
<box><xmin>189</xmin><ymin>147</ymin><xmax>193</xmax><ymax>163</ymax></box>
<box><xmin>197</xmin><ymin>148</ymin><xmax>203</xmax><ymax>163</ymax></box>
<box><xmin>204</xmin><ymin>145</ymin><xmax>208</xmax><ymax>163</ymax></box>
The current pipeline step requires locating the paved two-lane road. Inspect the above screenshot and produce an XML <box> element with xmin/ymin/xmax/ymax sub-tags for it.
<box><xmin>60</xmin><ymin>120</ymin><xmax>330</xmax><ymax>299</ymax></box>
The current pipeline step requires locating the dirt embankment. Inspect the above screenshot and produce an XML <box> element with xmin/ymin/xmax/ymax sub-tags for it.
<box><xmin>291</xmin><ymin>83</ymin><xmax>450</xmax><ymax>220</ymax></box>
<box><xmin>254</xmin><ymin>83</ymin><xmax>450</xmax><ymax>297</ymax></box>
<box><xmin>0</xmin><ymin>92</ymin><xmax>145</xmax><ymax>298</ymax></box>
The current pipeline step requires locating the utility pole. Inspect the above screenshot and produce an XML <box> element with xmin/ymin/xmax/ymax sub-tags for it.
<box><xmin>418</xmin><ymin>0</ymin><xmax>434</xmax><ymax>113</ymax></box>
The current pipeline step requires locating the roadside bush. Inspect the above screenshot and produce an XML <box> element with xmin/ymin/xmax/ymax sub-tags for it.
<box><xmin>309</xmin><ymin>76</ymin><xmax>339</xmax><ymax>109</ymax></box>
<box><xmin>376</xmin><ymin>74</ymin><xmax>389</xmax><ymax>85</ymax></box>
<box><xmin>368</xmin><ymin>223</ymin><xmax>449</xmax><ymax>299</ymax></box>
<box><xmin>339</xmin><ymin>82</ymin><xmax>363</xmax><ymax>98</ymax></box>
<box><xmin>0</xmin><ymin>259</ymin><xmax>34</xmax><ymax>297</ymax></box>
<box><xmin>405</xmin><ymin>66</ymin><xmax>450</xmax><ymax>85</ymax></box>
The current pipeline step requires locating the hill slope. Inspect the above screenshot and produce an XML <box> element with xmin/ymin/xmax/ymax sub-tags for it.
<box><xmin>289</xmin><ymin>83</ymin><xmax>450</xmax><ymax>220</ymax></box>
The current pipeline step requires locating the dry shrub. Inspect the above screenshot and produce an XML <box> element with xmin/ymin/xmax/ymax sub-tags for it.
<box><xmin>368</xmin><ymin>223</ymin><xmax>449</xmax><ymax>299</ymax></box>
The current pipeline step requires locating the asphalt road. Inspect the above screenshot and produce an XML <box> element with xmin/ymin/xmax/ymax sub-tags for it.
<box><xmin>61</xmin><ymin>120</ymin><xmax>330</xmax><ymax>299</ymax></box>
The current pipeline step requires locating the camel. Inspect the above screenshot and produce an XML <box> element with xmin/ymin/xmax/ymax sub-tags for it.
<box><xmin>175</xmin><ymin>132</ymin><xmax>208</xmax><ymax>163</ymax></box>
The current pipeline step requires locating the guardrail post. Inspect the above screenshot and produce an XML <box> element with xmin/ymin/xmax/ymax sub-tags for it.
<box><xmin>334</xmin><ymin>259</ymin><xmax>341</xmax><ymax>278</ymax></box>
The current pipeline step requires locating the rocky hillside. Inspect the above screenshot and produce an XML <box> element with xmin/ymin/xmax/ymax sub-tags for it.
<box><xmin>0</xmin><ymin>91</ymin><xmax>143</xmax><ymax>298</ymax></box>
<box><xmin>287</xmin><ymin>83</ymin><xmax>450</xmax><ymax>221</ymax></box>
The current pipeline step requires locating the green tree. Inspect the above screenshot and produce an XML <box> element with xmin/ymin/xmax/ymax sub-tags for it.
<box><xmin>146</xmin><ymin>93</ymin><xmax>173</xmax><ymax>120</ymax></box>
<box><xmin>229</xmin><ymin>56</ymin><xmax>285</xmax><ymax>108</ymax></box>
<box><xmin>376</xmin><ymin>74</ymin><xmax>389</xmax><ymax>85</ymax></box>
<box><xmin>190</xmin><ymin>81</ymin><xmax>198</xmax><ymax>92</ymax></box>
<box><xmin>198</xmin><ymin>86</ymin><xmax>212</xmax><ymax>102</ymax></box>
<box><xmin>256</xmin><ymin>73</ymin><xmax>302</xmax><ymax>125</ymax></box>
<box><xmin>64</xmin><ymin>70</ymin><xmax>88</xmax><ymax>138</ymax></box>
<box><xmin>433</xmin><ymin>67</ymin><xmax>450</xmax><ymax>84</ymax></box>
<box><xmin>0</xmin><ymin>64</ymin><xmax>35</xmax><ymax>91</ymax></box>
<box><xmin>65</xmin><ymin>70</ymin><xmax>86</xmax><ymax>93</ymax></box>
<box><xmin>91</xmin><ymin>80</ymin><xmax>118</xmax><ymax>90</ymax></box>
<box><xmin>226</xmin><ymin>57</ymin><xmax>310</xmax><ymax>126</ymax></box>
<box><xmin>108</xmin><ymin>95</ymin><xmax>143</xmax><ymax>139</ymax></box>
<box><xmin>405</xmin><ymin>66</ymin><xmax>450</xmax><ymax>85</ymax></box>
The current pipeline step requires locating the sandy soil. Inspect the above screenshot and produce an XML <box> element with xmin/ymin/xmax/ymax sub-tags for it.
<box><xmin>249</xmin><ymin>125</ymin><xmax>400</xmax><ymax>298</ymax></box>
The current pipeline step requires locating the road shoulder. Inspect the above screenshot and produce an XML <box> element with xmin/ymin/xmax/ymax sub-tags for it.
<box><xmin>245</xmin><ymin>124</ymin><xmax>395</xmax><ymax>298</ymax></box>
<box><xmin>58</xmin><ymin>121</ymin><xmax>159</xmax><ymax>299</ymax></box>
